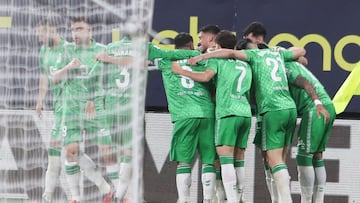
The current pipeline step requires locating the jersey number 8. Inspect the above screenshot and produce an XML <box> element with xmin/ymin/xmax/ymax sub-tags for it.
<box><xmin>180</xmin><ymin>65</ymin><xmax>194</xmax><ymax>89</ymax></box>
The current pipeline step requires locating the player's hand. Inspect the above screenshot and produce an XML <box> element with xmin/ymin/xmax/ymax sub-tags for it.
<box><xmin>36</xmin><ymin>102</ymin><xmax>42</xmax><ymax>119</ymax></box>
<box><xmin>188</xmin><ymin>56</ymin><xmax>202</xmax><ymax>66</ymax></box>
<box><xmin>171</xmin><ymin>62</ymin><xmax>183</xmax><ymax>75</ymax></box>
<box><xmin>297</xmin><ymin>56</ymin><xmax>308</xmax><ymax>66</ymax></box>
<box><xmin>316</xmin><ymin>104</ymin><xmax>330</xmax><ymax>124</ymax></box>
<box><xmin>85</xmin><ymin>100</ymin><xmax>96</xmax><ymax>120</ymax></box>
<box><xmin>95</xmin><ymin>52</ymin><xmax>110</xmax><ymax>63</ymax></box>
<box><xmin>69</xmin><ymin>58</ymin><xmax>81</xmax><ymax>69</ymax></box>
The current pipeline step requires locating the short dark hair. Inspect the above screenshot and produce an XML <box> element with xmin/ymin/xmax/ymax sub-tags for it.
<box><xmin>215</xmin><ymin>30</ymin><xmax>237</xmax><ymax>49</ymax></box>
<box><xmin>242</xmin><ymin>21</ymin><xmax>267</xmax><ymax>38</ymax></box>
<box><xmin>199</xmin><ymin>24</ymin><xmax>221</xmax><ymax>35</ymax></box>
<box><xmin>257</xmin><ymin>43</ymin><xmax>269</xmax><ymax>49</ymax></box>
<box><xmin>37</xmin><ymin>18</ymin><xmax>58</xmax><ymax>28</ymax></box>
<box><xmin>70</xmin><ymin>16</ymin><xmax>91</xmax><ymax>25</ymax></box>
<box><xmin>36</xmin><ymin>18</ymin><xmax>60</xmax><ymax>33</ymax></box>
<box><xmin>174</xmin><ymin>32</ymin><xmax>193</xmax><ymax>49</ymax></box>
<box><xmin>236</xmin><ymin>38</ymin><xmax>252</xmax><ymax>50</ymax></box>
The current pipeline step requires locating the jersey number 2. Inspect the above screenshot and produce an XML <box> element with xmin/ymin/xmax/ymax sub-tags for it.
<box><xmin>266</xmin><ymin>57</ymin><xmax>286</xmax><ymax>82</ymax></box>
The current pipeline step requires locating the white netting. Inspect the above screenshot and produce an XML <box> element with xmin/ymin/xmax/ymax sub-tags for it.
<box><xmin>0</xmin><ymin>0</ymin><xmax>153</xmax><ymax>202</ymax></box>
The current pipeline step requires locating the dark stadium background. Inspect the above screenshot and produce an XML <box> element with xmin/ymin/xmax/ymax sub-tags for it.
<box><xmin>146</xmin><ymin>0</ymin><xmax>360</xmax><ymax>117</ymax></box>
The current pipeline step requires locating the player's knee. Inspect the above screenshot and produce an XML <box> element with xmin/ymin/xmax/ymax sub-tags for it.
<box><xmin>266</xmin><ymin>148</ymin><xmax>285</xmax><ymax>167</ymax></box>
<box><xmin>99</xmin><ymin>144</ymin><xmax>111</xmax><ymax>155</ymax></box>
<box><xmin>123</xmin><ymin>149</ymin><xmax>132</xmax><ymax>157</ymax></box>
<box><xmin>234</xmin><ymin>148</ymin><xmax>246</xmax><ymax>159</ymax></box>
<box><xmin>65</xmin><ymin>143</ymin><xmax>79</xmax><ymax>161</ymax></box>
<box><xmin>313</xmin><ymin>152</ymin><xmax>323</xmax><ymax>160</ymax></box>
<box><xmin>49</xmin><ymin>140</ymin><xmax>61</xmax><ymax>148</ymax></box>
<box><xmin>216</xmin><ymin>145</ymin><xmax>234</xmax><ymax>156</ymax></box>
<box><xmin>99</xmin><ymin>144</ymin><xmax>117</xmax><ymax>164</ymax></box>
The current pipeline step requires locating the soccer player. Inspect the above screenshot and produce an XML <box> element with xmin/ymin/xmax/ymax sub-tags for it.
<box><xmin>172</xmin><ymin>30</ymin><xmax>251</xmax><ymax>203</ymax></box>
<box><xmin>196</xmin><ymin>24</ymin><xmax>226</xmax><ymax>202</ymax></box>
<box><xmin>241</xmin><ymin>22</ymin><xmax>282</xmax><ymax>202</ymax></box>
<box><xmin>157</xmin><ymin>33</ymin><xmax>216</xmax><ymax>203</ymax></box>
<box><xmin>94</xmin><ymin>32</ymin><xmax>201</xmax><ymax>202</ymax></box>
<box><xmin>188</xmin><ymin>42</ymin><xmax>306</xmax><ymax>203</ymax></box>
<box><xmin>198</xmin><ymin>24</ymin><xmax>221</xmax><ymax>53</ymax></box>
<box><xmin>35</xmin><ymin>18</ymin><xmax>71</xmax><ymax>202</ymax></box>
<box><xmin>286</xmin><ymin>61</ymin><xmax>335</xmax><ymax>203</ymax></box>
<box><xmin>52</xmin><ymin>17</ymin><xmax>113</xmax><ymax>203</ymax></box>
<box><xmin>243</xmin><ymin>22</ymin><xmax>333</xmax><ymax>203</ymax></box>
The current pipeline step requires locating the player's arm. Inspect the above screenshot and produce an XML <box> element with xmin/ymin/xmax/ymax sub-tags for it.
<box><xmin>294</xmin><ymin>75</ymin><xmax>330</xmax><ymax>123</ymax></box>
<box><xmin>36</xmin><ymin>74</ymin><xmax>48</xmax><ymax>118</ymax></box>
<box><xmin>148</xmin><ymin>43</ymin><xmax>200</xmax><ymax>61</ymax></box>
<box><xmin>287</xmin><ymin>47</ymin><xmax>306</xmax><ymax>60</ymax></box>
<box><xmin>171</xmin><ymin>62</ymin><xmax>215</xmax><ymax>82</ymax></box>
<box><xmin>188</xmin><ymin>49</ymin><xmax>247</xmax><ymax>65</ymax></box>
<box><xmin>95</xmin><ymin>52</ymin><xmax>133</xmax><ymax>66</ymax></box>
<box><xmin>52</xmin><ymin>58</ymin><xmax>81</xmax><ymax>84</ymax></box>
<box><xmin>297</xmin><ymin>56</ymin><xmax>308</xmax><ymax>66</ymax></box>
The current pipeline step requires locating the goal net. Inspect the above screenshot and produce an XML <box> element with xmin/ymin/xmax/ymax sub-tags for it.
<box><xmin>0</xmin><ymin>0</ymin><xmax>153</xmax><ymax>202</ymax></box>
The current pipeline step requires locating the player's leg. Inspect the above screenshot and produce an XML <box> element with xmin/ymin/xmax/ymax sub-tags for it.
<box><xmin>234</xmin><ymin>117</ymin><xmax>250</xmax><ymax>203</ymax></box>
<box><xmin>254</xmin><ymin>116</ymin><xmax>280</xmax><ymax>203</ymax></box>
<box><xmin>114</xmin><ymin>114</ymin><xmax>133</xmax><ymax>201</ymax></box>
<box><xmin>83</xmin><ymin>114</ymin><xmax>113</xmax><ymax>201</ymax></box>
<box><xmin>43</xmin><ymin>110</ymin><xmax>66</xmax><ymax>202</ymax></box>
<box><xmin>214</xmin><ymin>158</ymin><xmax>226</xmax><ymax>203</ymax></box>
<box><xmin>198</xmin><ymin>118</ymin><xmax>216</xmax><ymax>203</ymax></box>
<box><xmin>312</xmin><ymin>104</ymin><xmax>336</xmax><ymax>203</ymax></box>
<box><xmin>215</xmin><ymin>116</ymin><xmax>239</xmax><ymax>203</ymax></box>
<box><xmin>253</xmin><ymin>115</ymin><xmax>279</xmax><ymax>203</ymax></box>
<box><xmin>264</xmin><ymin>109</ymin><xmax>297</xmax><ymax>203</ymax></box>
<box><xmin>170</xmin><ymin>119</ymin><xmax>198</xmax><ymax>203</ymax></box>
<box><xmin>63</xmin><ymin>100</ymin><xmax>83</xmax><ymax>203</ymax></box>
<box><xmin>96</xmin><ymin>98</ymin><xmax>119</xmax><ymax>188</ymax></box>
<box><xmin>63</xmin><ymin>128</ymin><xmax>82</xmax><ymax>203</ymax></box>
<box><xmin>297</xmin><ymin>110</ymin><xmax>316</xmax><ymax>203</ymax></box>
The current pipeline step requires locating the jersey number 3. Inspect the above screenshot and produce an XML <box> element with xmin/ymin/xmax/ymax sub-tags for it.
<box><xmin>116</xmin><ymin>69</ymin><xmax>130</xmax><ymax>88</ymax></box>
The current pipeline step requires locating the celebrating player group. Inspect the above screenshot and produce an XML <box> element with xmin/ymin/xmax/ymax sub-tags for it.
<box><xmin>36</xmin><ymin>16</ymin><xmax>335</xmax><ymax>203</ymax></box>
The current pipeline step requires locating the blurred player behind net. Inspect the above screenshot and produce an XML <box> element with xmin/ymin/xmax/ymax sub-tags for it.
<box><xmin>35</xmin><ymin>18</ymin><xmax>71</xmax><ymax>202</ymax></box>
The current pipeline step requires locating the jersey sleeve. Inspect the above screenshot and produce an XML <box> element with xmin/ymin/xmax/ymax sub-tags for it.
<box><xmin>56</xmin><ymin>45</ymin><xmax>72</xmax><ymax>69</ymax></box>
<box><xmin>148</xmin><ymin>43</ymin><xmax>200</xmax><ymax>61</ymax></box>
<box><xmin>157</xmin><ymin>59</ymin><xmax>171</xmax><ymax>72</ymax></box>
<box><xmin>243</xmin><ymin>50</ymin><xmax>255</xmax><ymax>63</ymax></box>
<box><xmin>280</xmin><ymin>50</ymin><xmax>294</xmax><ymax>62</ymax></box>
<box><xmin>285</xmin><ymin>62</ymin><xmax>301</xmax><ymax>84</ymax></box>
<box><xmin>206</xmin><ymin>59</ymin><xmax>218</xmax><ymax>74</ymax></box>
<box><xmin>38</xmin><ymin>48</ymin><xmax>47</xmax><ymax>75</ymax></box>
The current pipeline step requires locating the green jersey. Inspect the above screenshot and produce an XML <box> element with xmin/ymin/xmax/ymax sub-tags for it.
<box><xmin>60</xmin><ymin>40</ymin><xmax>105</xmax><ymax>100</ymax></box>
<box><xmin>103</xmin><ymin>37</ymin><xmax>137</xmax><ymax>99</ymax></box>
<box><xmin>207</xmin><ymin>58</ymin><xmax>252</xmax><ymax>119</ymax></box>
<box><xmin>39</xmin><ymin>38</ymin><xmax>68</xmax><ymax>106</ymax></box>
<box><xmin>158</xmin><ymin>58</ymin><xmax>214</xmax><ymax>122</ymax></box>
<box><xmin>148</xmin><ymin>42</ymin><xmax>200</xmax><ymax>61</ymax></box>
<box><xmin>103</xmin><ymin>38</ymin><xmax>201</xmax><ymax>98</ymax></box>
<box><xmin>244</xmin><ymin>49</ymin><xmax>296</xmax><ymax>114</ymax></box>
<box><xmin>285</xmin><ymin>62</ymin><xmax>333</xmax><ymax>114</ymax></box>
